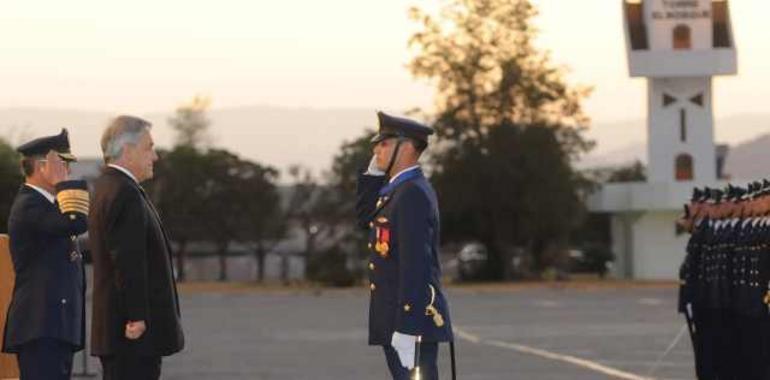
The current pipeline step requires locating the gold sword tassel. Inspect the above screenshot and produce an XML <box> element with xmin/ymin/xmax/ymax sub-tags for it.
<box><xmin>425</xmin><ymin>285</ymin><xmax>445</xmax><ymax>327</ymax></box>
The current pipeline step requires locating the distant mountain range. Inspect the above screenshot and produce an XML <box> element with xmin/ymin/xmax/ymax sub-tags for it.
<box><xmin>722</xmin><ymin>133</ymin><xmax>770</xmax><ymax>181</ymax></box>
<box><xmin>1</xmin><ymin>107</ymin><xmax>769</xmax><ymax>180</ymax></box>
<box><xmin>579</xmin><ymin>114</ymin><xmax>770</xmax><ymax>180</ymax></box>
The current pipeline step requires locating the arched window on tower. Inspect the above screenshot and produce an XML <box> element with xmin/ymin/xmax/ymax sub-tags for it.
<box><xmin>673</xmin><ymin>24</ymin><xmax>691</xmax><ymax>50</ymax></box>
<box><xmin>675</xmin><ymin>154</ymin><xmax>694</xmax><ymax>181</ymax></box>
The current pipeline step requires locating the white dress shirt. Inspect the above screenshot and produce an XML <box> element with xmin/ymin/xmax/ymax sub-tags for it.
<box><xmin>108</xmin><ymin>164</ymin><xmax>139</xmax><ymax>184</ymax></box>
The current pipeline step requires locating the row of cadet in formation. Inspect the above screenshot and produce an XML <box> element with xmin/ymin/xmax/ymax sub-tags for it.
<box><xmin>679</xmin><ymin>181</ymin><xmax>770</xmax><ymax>380</ymax></box>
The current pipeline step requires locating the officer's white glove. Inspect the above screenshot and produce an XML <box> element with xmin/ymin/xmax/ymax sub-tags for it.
<box><xmin>391</xmin><ymin>331</ymin><xmax>417</xmax><ymax>369</ymax></box>
<box><xmin>365</xmin><ymin>155</ymin><xmax>385</xmax><ymax>176</ymax></box>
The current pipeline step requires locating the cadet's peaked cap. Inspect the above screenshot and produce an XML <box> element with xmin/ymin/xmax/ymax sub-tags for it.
<box><xmin>16</xmin><ymin>128</ymin><xmax>77</xmax><ymax>162</ymax></box>
<box><xmin>711</xmin><ymin>188</ymin><xmax>724</xmax><ymax>203</ymax></box>
<box><xmin>371</xmin><ymin>111</ymin><xmax>434</xmax><ymax>145</ymax></box>
<box><xmin>725</xmin><ymin>184</ymin><xmax>734</xmax><ymax>199</ymax></box>
<box><xmin>692</xmin><ymin>188</ymin><xmax>703</xmax><ymax>202</ymax></box>
<box><xmin>734</xmin><ymin>186</ymin><xmax>748</xmax><ymax>201</ymax></box>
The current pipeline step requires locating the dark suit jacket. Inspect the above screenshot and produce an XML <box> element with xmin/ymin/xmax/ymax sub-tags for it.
<box><xmin>2</xmin><ymin>185</ymin><xmax>87</xmax><ymax>353</ymax></box>
<box><xmin>357</xmin><ymin>168</ymin><xmax>453</xmax><ymax>345</ymax></box>
<box><xmin>89</xmin><ymin>167</ymin><xmax>184</xmax><ymax>357</ymax></box>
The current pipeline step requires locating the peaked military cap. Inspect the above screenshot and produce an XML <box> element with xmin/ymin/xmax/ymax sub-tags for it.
<box><xmin>760</xmin><ymin>179</ymin><xmax>770</xmax><ymax>196</ymax></box>
<box><xmin>725</xmin><ymin>184</ymin><xmax>736</xmax><ymax>201</ymax></box>
<box><xmin>697</xmin><ymin>187</ymin><xmax>711</xmax><ymax>202</ymax></box>
<box><xmin>371</xmin><ymin>111</ymin><xmax>434</xmax><ymax>146</ymax></box>
<box><xmin>734</xmin><ymin>186</ymin><xmax>748</xmax><ymax>202</ymax></box>
<box><xmin>16</xmin><ymin>128</ymin><xmax>77</xmax><ymax>161</ymax></box>
<box><xmin>726</xmin><ymin>184</ymin><xmax>748</xmax><ymax>202</ymax></box>
<box><xmin>748</xmin><ymin>181</ymin><xmax>762</xmax><ymax>198</ymax></box>
<box><xmin>749</xmin><ymin>181</ymin><xmax>759</xmax><ymax>195</ymax></box>
<box><xmin>709</xmin><ymin>188</ymin><xmax>723</xmax><ymax>204</ymax></box>
<box><xmin>692</xmin><ymin>188</ymin><xmax>702</xmax><ymax>202</ymax></box>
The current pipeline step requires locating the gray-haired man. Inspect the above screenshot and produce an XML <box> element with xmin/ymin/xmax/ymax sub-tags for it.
<box><xmin>88</xmin><ymin>115</ymin><xmax>184</xmax><ymax>380</ymax></box>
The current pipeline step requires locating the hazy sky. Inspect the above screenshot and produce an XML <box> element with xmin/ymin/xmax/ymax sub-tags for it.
<box><xmin>1</xmin><ymin>0</ymin><xmax>769</xmax><ymax>136</ymax></box>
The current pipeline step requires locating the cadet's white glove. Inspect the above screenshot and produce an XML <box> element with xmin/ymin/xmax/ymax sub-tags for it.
<box><xmin>365</xmin><ymin>155</ymin><xmax>385</xmax><ymax>176</ymax></box>
<box><xmin>391</xmin><ymin>331</ymin><xmax>417</xmax><ymax>369</ymax></box>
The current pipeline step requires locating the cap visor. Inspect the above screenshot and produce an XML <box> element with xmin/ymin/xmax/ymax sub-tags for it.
<box><xmin>370</xmin><ymin>134</ymin><xmax>386</xmax><ymax>144</ymax></box>
<box><xmin>57</xmin><ymin>152</ymin><xmax>78</xmax><ymax>162</ymax></box>
<box><xmin>371</xmin><ymin>133</ymin><xmax>399</xmax><ymax>144</ymax></box>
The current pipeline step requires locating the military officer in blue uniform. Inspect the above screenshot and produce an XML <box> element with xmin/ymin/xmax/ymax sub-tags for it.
<box><xmin>356</xmin><ymin>112</ymin><xmax>455</xmax><ymax>380</ymax></box>
<box><xmin>1</xmin><ymin>129</ymin><xmax>90</xmax><ymax>380</ymax></box>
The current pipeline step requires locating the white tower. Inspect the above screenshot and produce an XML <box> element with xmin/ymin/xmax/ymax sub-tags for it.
<box><xmin>623</xmin><ymin>0</ymin><xmax>736</xmax><ymax>183</ymax></box>
<box><xmin>586</xmin><ymin>1</ymin><xmax>738</xmax><ymax>280</ymax></box>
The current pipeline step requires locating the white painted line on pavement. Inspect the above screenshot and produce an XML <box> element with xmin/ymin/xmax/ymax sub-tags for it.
<box><xmin>454</xmin><ymin>327</ymin><xmax>655</xmax><ymax>380</ymax></box>
<box><xmin>638</xmin><ymin>298</ymin><xmax>664</xmax><ymax>306</ymax></box>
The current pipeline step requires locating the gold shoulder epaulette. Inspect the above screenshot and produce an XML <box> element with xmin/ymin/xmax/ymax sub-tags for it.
<box><xmin>55</xmin><ymin>180</ymin><xmax>90</xmax><ymax>216</ymax></box>
<box><xmin>56</xmin><ymin>188</ymin><xmax>90</xmax><ymax>216</ymax></box>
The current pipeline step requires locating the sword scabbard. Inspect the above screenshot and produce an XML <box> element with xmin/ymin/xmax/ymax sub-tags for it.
<box><xmin>412</xmin><ymin>335</ymin><xmax>422</xmax><ymax>380</ymax></box>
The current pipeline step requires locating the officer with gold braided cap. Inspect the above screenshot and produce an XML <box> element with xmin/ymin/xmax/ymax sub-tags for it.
<box><xmin>357</xmin><ymin>112</ymin><xmax>455</xmax><ymax>380</ymax></box>
<box><xmin>1</xmin><ymin>129</ymin><xmax>90</xmax><ymax>380</ymax></box>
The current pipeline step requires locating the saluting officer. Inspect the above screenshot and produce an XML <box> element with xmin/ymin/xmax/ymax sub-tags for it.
<box><xmin>1</xmin><ymin>129</ymin><xmax>90</xmax><ymax>380</ymax></box>
<box><xmin>356</xmin><ymin>112</ymin><xmax>455</xmax><ymax>380</ymax></box>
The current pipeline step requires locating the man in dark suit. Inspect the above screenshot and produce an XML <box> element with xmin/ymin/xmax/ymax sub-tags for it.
<box><xmin>2</xmin><ymin>129</ymin><xmax>90</xmax><ymax>380</ymax></box>
<box><xmin>89</xmin><ymin>115</ymin><xmax>184</xmax><ymax>380</ymax></box>
<box><xmin>356</xmin><ymin>112</ymin><xmax>454</xmax><ymax>380</ymax></box>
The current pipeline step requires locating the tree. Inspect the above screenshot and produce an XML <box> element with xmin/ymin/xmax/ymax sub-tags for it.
<box><xmin>408</xmin><ymin>0</ymin><xmax>594</xmax><ymax>279</ymax></box>
<box><xmin>284</xmin><ymin>166</ymin><xmax>328</xmax><ymax>283</ymax></box>
<box><xmin>0</xmin><ymin>138</ymin><xmax>22</xmax><ymax>232</ymax></box>
<box><xmin>199</xmin><ymin>149</ymin><xmax>249</xmax><ymax>282</ymax></box>
<box><xmin>329</xmin><ymin>130</ymin><xmax>376</xmax><ymax>198</ymax></box>
<box><xmin>149</xmin><ymin>146</ymin><xmax>283</xmax><ymax>283</ymax></box>
<box><xmin>148</xmin><ymin>146</ymin><xmax>210</xmax><ymax>281</ymax></box>
<box><xmin>607</xmin><ymin>160</ymin><xmax>646</xmax><ymax>183</ymax></box>
<box><xmin>168</xmin><ymin>95</ymin><xmax>212</xmax><ymax>149</ymax></box>
<box><xmin>232</xmin><ymin>160</ymin><xmax>284</xmax><ymax>283</ymax></box>
<box><xmin>408</xmin><ymin>0</ymin><xmax>591</xmax><ymax>153</ymax></box>
<box><xmin>581</xmin><ymin>160</ymin><xmax>646</xmax><ymax>186</ymax></box>
<box><xmin>152</xmin><ymin>96</ymin><xmax>287</xmax><ymax>283</ymax></box>
<box><xmin>286</xmin><ymin>153</ymin><xmax>375</xmax><ymax>286</ymax></box>
<box><xmin>305</xmin><ymin>130</ymin><xmax>376</xmax><ymax>286</ymax></box>
<box><xmin>148</xmin><ymin>96</ymin><xmax>214</xmax><ymax>282</ymax></box>
<box><xmin>328</xmin><ymin>129</ymin><xmax>377</xmax><ymax>257</ymax></box>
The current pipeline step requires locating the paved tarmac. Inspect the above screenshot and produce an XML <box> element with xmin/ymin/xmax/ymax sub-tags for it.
<box><xmin>73</xmin><ymin>283</ymin><xmax>694</xmax><ymax>379</ymax></box>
